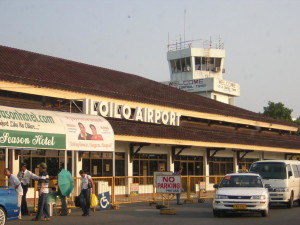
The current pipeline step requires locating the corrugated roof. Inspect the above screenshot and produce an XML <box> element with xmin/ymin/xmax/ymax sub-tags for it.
<box><xmin>0</xmin><ymin>45</ymin><xmax>298</xmax><ymax>130</ymax></box>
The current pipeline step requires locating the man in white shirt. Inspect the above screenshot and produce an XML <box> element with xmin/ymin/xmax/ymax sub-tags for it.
<box><xmin>4</xmin><ymin>168</ymin><xmax>23</xmax><ymax>219</ymax></box>
<box><xmin>17</xmin><ymin>163</ymin><xmax>33</xmax><ymax>216</ymax></box>
<box><xmin>79</xmin><ymin>170</ymin><xmax>94</xmax><ymax>216</ymax></box>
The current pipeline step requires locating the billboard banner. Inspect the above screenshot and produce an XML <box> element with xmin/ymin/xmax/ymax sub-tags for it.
<box><xmin>0</xmin><ymin>105</ymin><xmax>114</xmax><ymax>151</ymax></box>
<box><xmin>0</xmin><ymin>105</ymin><xmax>66</xmax><ymax>149</ymax></box>
<box><xmin>57</xmin><ymin>112</ymin><xmax>114</xmax><ymax>152</ymax></box>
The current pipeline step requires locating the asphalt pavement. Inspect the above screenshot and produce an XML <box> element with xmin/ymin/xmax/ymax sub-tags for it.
<box><xmin>8</xmin><ymin>200</ymin><xmax>300</xmax><ymax>225</ymax></box>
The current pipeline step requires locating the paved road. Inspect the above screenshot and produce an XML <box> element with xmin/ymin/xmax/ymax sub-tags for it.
<box><xmin>9</xmin><ymin>201</ymin><xmax>300</xmax><ymax>225</ymax></box>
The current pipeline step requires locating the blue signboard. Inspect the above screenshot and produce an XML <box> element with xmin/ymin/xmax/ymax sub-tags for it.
<box><xmin>98</xmin><ymin>192</ymin><xmax>111</xmax><ymax>210</ymax></box>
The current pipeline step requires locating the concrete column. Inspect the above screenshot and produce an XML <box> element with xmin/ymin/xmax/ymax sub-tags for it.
<box><xmin>203</xmin><ymin>149</ymin><xmax>210</xmax><ymax>187</ymax></box>
<box><xmin>75</xmin><ymin>151</ymin><xmax>82</xmax><ymax>176</ymax></box>
<box><xmin>11</xmin><ymin>149</ymin><xmax>19</xmax><ymax>174</ymax></box>
<box><xmin>73</xmin><ymin>151</ymin><xmax>82</xmax><ymax>196</ymax></box>
<box><xmin>203</xmin><ymin>149</ymin><xmax>209</xmax><ymax>176</ymax></box>
<box><xmin>64</xmin><ymin>150</ymin><xmax>67</xmax><ymax>170</ymax></box>
<box><xmin>125</xmin><ymin>145</ymin><xmax>132</xmax><ymax>177</ymax></box>
<box><xmin>168</xmin><ymin>148</ymin><xmax>174</xmax><ymax>172</ymax></box>
<box><xmin>233</xmin><ymin>150</ymin><xmax>239</xmax><ymax>172</ymax></box>
<box><xmin>5</xmin><ymin>148</ymin><xmax>8</xmax><ymax>168</ymax></box>
<box><xmin>260</xmin><ymin>152</ymin><xmax>264</xmax><ymax>160</ymax></box>
<box><xmin>124</xmin><ymin>144</ymin><xmax>133</xmax><ymax>196</ymax></box>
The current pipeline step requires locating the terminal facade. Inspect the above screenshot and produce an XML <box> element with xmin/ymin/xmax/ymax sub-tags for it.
<box><xmin>0</xmin><ymin>45</ymin><xmax>299</xmax><ymax>193</ymax></box>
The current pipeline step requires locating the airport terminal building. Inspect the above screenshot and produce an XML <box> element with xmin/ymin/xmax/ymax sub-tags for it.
<box><xmin>0</xmin><ymin>45</ymin><xmax>300</xmax><ymax>189</ymax></box>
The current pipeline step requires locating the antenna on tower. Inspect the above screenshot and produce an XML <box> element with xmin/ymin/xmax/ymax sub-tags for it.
<box><xmin>168</xmin><ymin>32</ymin><xmax>170</xmax><ymax>50</ymax></box>
<box><xmin>184</xmin><ymin>9</ymin><xmax>186</xmax><ymax>43</ymax></box>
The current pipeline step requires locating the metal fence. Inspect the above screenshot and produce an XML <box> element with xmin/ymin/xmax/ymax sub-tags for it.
<box><xmin>33</xmin><ymin>175</ymin><xmax>224</xmax><ymax>211</ymax></box>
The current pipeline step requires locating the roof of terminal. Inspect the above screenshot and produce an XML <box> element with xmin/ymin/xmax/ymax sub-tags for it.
<box><xmin>0</xmin><ymin>45</ymin><xmax>298</xmax><ymax>131</ymax></box>
<box><xmin>109</xmin><ymin>118</ymin><xmax>300</xmax><ymax>151</ymax></box>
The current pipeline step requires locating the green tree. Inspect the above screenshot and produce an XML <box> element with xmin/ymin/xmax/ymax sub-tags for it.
<box><xmin>295</xmin><ymin>118</ymin><xmax>300</xmax><ymax>136</ymax></box>
<box><xmin>263</xmin><ymin>101</ymin><xmax>293</xmax><ymax>122</ymax></box>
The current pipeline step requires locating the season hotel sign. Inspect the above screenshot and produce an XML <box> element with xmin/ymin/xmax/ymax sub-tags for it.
<box><xmin>84</xmin><ymin>99</ymin><xmax>181</xmax><ymax>126</ymax></box>
<box><xmin>0</xmin><ymin>106</ymin><xmax>65</xmax><ymax>149</ymax></box>
<box><xmin>0</xmin><ymin>105</ymin><xmax>114</xmax><ymax>151</ymax></box>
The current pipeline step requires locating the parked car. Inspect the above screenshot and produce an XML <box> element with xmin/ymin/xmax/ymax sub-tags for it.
<box><xmin>249</xmin><ymin>160</ymin><xmax>300</xmax><ymax>208</ymax></box>
<box><xmin>0</xmin><ymin>186</ymin><xmax>19</xmax><ymax>225</ymax></box>
<box><xmin>212</xmin><ymin>173</ymin><xmax>270</xmax><ymax>217</ymax></box>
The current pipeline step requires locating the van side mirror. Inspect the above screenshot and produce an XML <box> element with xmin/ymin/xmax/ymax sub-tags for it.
<box><xmin>288</xmin><ymin>171</ymin><xmax>293</xmax><ymax>178</ymax></box>
<box><xmin>213</xmin><ymin>184</ymin><xmax>219</xmax><ymax>189</ymax></box>
<box><xmin>264</xmin><ymin>184</ymin><xmax>271</xmax><ymax>189</ymax></box>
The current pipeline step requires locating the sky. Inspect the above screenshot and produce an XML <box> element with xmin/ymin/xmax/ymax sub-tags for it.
<box><xmin>0</xmin><ymin>0</ymin><xmax>299</xmax><ymax>118</ymax></box>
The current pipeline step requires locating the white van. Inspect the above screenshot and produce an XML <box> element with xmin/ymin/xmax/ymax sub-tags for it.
<box><xmin>249</xmin><ymin>160</ymin><xmax>300</xmax><ymax>208</ymax></box>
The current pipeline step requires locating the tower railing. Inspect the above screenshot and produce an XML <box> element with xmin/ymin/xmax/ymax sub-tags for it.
<box><xmin>167</xmin><ymin>39</ymin><xmax>224</xmax><ymax>52</ymax></box>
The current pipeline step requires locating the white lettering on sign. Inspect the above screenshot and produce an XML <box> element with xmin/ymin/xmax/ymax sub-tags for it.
<box><xmin>92</xmin><ymin>100</ymin><xmax>181</xmax><ymax>126</ymax></box>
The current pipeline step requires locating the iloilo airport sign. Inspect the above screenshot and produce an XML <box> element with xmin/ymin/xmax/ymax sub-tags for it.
<box><xmin>0</xmin><ymin>105</ymin><xmax>114</xmax><ymax>151</ymax></box>
<box><xmin>84</xmin><ymin>99</ymin><xmax>181</xmax><ymax>127</ymax></box>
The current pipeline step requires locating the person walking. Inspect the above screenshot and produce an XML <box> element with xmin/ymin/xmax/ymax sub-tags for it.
<box><xmin>56</xmin><ymin>169</ymin><xmax>69</xmax><ymax>216</ymax></box>
<box><xmin>32</xmin><ymin>163</ymin><xmax>50</xmax><ymax>221</ymax></box>
<box><xmin>17</xmin><ymin>163</ymin><xmax>33</xmax><ymax>216</ymax></box>
<box><xmin>79</xmin><ymin>170</ymin><xmax>94</xmax><ymax>216</ymax></box>
<box><xmin>4</xmin><ymin>168</ymin><xmax>23</xmax><ymax>219</ymax></box>
<box><xmin>174</xmin><ymin>168</ymin><xmax>183</xmax><ymax>205</ymax></box>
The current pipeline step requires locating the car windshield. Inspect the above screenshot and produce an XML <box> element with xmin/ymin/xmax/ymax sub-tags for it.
<box><xmin>219</xmin><ymin>175</ymin><xmax>263</xmax><ymax>188</ymax></box>
<box><xmin>249</xmin><ymin>162</ymin><xmax>287</xmax><ymax>179</ymax></box>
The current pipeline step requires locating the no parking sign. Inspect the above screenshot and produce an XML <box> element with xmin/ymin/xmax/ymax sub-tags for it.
<box><xmin>156</xmin><ymin>175</ymin><xmax>181</xmax><ymax>193</ymax></box>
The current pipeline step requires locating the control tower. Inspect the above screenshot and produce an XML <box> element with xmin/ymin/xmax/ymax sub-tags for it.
<box><xmin>162</xmin><ymin>38</ymin><xmax>240</xmax><ymax>105</ymax></box>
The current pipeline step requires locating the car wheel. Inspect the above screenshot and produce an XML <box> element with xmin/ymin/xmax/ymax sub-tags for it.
<box><xmin>0</xmin><ymin>207</ymin><xmax>6</xmax><ymax>225</ymax></box>
<box><xmin>261</xmin><ymin>209</ymin><xmax>268</xmax><ymax>217</ymax></box>
<box><xmin>287</xmin><ymin>193</ymin><xmax>294</xmax><ymax>208</ymax></box>
<box><xmin>213</xmin><ymin>210</ymin><xmax>221</xmax><ymax>217</ymax></box>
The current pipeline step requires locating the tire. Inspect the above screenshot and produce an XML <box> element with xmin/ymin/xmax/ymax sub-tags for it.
<box><xmin>213</xmin><ymin>210</ymin><xmax>221</xmax><ymax>217</ymax></box>
<box><xmin>287</xmin><ymin>193</ymin><xmax>294</xmax><ymax>208</ymax></box>
<box><xmin>261</xmin><ymin>209</ymin><xmax>268</xmax><ymax>217</ymax></box>
<box><xmin>0</xmin><ymin>207</ymin><xmax>6</xmax><ymax>225</ymax></box>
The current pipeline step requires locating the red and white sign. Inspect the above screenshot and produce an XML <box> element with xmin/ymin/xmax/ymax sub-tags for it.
<box><xmin>156</xmin><ymin>175</ymin><xmax>181</xmax><ymax>193</ymax></box>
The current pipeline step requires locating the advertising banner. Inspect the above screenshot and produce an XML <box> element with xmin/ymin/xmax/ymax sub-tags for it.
<box><xmin>57</xmin><ymin>112</ymin><xmax>114</xmax><ymax>152</ymax></box>
<box><xmin>156</xmin><ymin>175</ymin><xmax>181</xmax><ymax>194</ymax></box>
<box><xmin>0</xmin><ymin>105</ymin><xmax>115</xmax><ymax>151</ymax></box>
<box><xmin>0</xmin><ymin>106</ymin><xmax>66</xmax><ymax>149</ymax></box>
